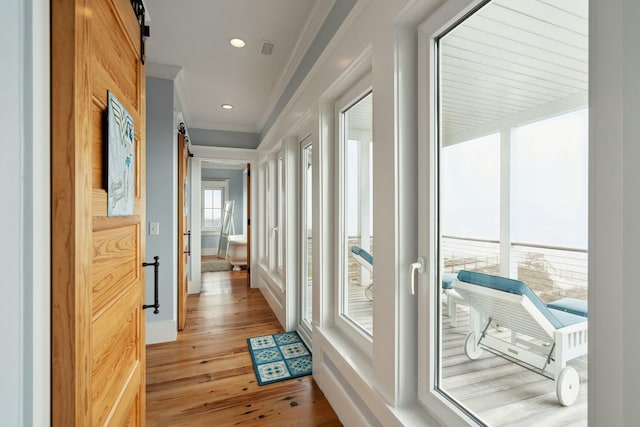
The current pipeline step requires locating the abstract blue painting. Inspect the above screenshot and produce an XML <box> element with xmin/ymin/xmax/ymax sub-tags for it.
<box><xmin>107</xmin><ymin>91</ymin><xmax>135</xmax><ymax>217</ymax></box>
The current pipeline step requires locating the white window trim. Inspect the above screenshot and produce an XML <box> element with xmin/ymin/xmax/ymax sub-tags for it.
<box><xmin>201</xmin><ymin>179</ymin><xmax>229</xmax><ymax>235</ymax></box>
<box><xmin>277</xmin><ymin>153</ymin><xmax>285</xmax><ymax>273</ymax></box>
<box><xmin>298</xmin><ymin>136</ymin><xmax>314</xmax><ymax>342</ymax></box>
<box><xmin>417</xmin><ymin>0</ymin><xmax>494</xmax><ymax>425</ymax></box>
<box><xmin>335</xmin><ymin>72</ymin><xmax>374</xmax><ymax>357</ymax></box>
<box><xmin>263</xmin><ymin>148</ymin><xmax>286</xmax><ymax>287</ymax></box>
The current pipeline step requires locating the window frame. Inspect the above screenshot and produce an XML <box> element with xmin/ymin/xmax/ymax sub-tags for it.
<box><xmin>417</xmin><ymin>0</ymin><xmax>494</xmax><ymax>424</ymax></box>
<box><xmin>335</xmin><ymin>73</ymin><xmax>374</xmax><ymax>357</ymax></box>
<box><xmin>277</xmin><ymin>154</ymin><xmax>285</xmax><ymax>272</ymax></box>
<box><xmin>201</xmin><ymin>179</ymin><xmax>229</xmax><ymax>234</ymax></box>
<box><xmin>299</xmin><ymin>137</ymin><xmax>314</xmax><ymax>338</ymax></box>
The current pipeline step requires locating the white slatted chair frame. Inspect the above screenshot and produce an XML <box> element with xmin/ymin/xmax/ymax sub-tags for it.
<box><xmin>453</xmin><ymin>279</ymin><xmax>588</xmax><ymax>379</ymax></box>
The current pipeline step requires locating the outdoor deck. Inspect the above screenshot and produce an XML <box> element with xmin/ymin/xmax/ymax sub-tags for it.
<box><xmin>344</xmin><ymin>288</ymin><xmax>587</xmax><ymax>426</ymax></box>
<box><xmin>441</xmin><ymin>300</ymin><xmax>587</xmax><ymax>426</ymax></box>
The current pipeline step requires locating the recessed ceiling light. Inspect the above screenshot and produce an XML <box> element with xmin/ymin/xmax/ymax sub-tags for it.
<box><xmin>221</xmin><ymin>104</ymin><xmax>233</xmax><ymax>110</ymax></box>
<box><xmin>229</xmin><ymin>38</ymin><xmax>245</xmax><ymax>48</ymax></box>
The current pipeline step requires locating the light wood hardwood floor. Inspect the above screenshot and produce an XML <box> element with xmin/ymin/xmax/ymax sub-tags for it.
<box><xmin>146</xmin><ymin>271</ymin><xmax>342</xmax><ymax>426</ymax></box>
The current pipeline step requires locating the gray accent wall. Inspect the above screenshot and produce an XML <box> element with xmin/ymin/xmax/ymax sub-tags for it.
<box><xmin>259</xmin><ymin>0</ymin><xmax>357</xmax><ymax>140</ymax></box>
<box><xmin>201</xmin><ymin>168</ymin><xmax>245</xmax><ymax>250</ymax></box>
<box><xmin>146</xmin><ymin>77</ymin><xmax>177</xmax><ymax>323</ymax></box>
<box><xmin>190</xmin><ymin>128</ymin><xmax>260</xmax><ymax>149</ymax></box>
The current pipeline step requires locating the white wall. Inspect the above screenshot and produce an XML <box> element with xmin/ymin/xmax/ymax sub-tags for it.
<box><xmin>1</xmin><ymin>0</ymin><xmax>25</xmax><ymax>422</ymax></box>
<box><xmin>1</xmin><ymin>0</ymin><xmax>50</xmax><ymax>424</ymax></box>
<box><xmin>256</xmin><ymin>0</ymin><xmax>443</xmax><ymax>424</ymax></box>
<box><xmin>590</xmin><ymin>0</ymin><xmax>640</xmax><ymax>423</ymax></box>
<box><xmin>255</xmin><ymin>0</ymin><xmax>640</xmax><ymax>424</ymax></box>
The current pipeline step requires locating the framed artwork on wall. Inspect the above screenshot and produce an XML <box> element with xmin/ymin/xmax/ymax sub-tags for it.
<box><xmin>107</xmin><ymin>90</ymin><xmax>135</xmax><ymax>216</ymax></box>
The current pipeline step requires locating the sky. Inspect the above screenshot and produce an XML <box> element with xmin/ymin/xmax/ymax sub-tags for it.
<box><xmin>441</xmin><ymin>108</ymin><xmax>588</xmax><ymax>250</ymax></box>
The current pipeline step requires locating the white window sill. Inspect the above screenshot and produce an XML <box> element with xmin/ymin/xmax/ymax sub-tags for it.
<box><xmin>202</xmin><ymin>230</ymin><xmax>221</xmax><ymax>236</ymax></box>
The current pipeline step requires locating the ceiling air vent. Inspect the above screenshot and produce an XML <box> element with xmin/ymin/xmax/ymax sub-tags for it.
<box><xmin>260</xmin><ymin>40</ymin><xmax>274</xmax><ymax>56</ymax></box>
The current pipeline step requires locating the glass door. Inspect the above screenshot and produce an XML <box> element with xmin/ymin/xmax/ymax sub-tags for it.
<box><xmin>419</xmin><ymin>0</ymin><xmax>588</xmax><ymax>424</ymax></box>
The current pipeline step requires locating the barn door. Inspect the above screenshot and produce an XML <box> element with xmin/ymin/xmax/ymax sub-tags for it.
<box><xmin>247</xmin><ymin>163</ymin><xmax>251</xmax><ymax>286</ymax></box>
<box><xmin>178</xmin><ymin>132</ymin><xmax>190</xmax><ymax>330</ymax></box>
<box><xmin>52</xmin><ymin>0</ymin><xmax>147</xmax><ymax>425</ymax></box>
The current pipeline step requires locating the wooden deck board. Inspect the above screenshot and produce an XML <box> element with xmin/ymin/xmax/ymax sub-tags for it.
<box><xmin>441</xmin><ymin>301</ymin><xmax>588</xmax><ymax>426</ymax></box>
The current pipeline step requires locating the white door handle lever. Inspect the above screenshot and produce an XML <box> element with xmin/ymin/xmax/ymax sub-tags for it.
<box><xmin>410</xmin><ymin>257</ymin><xmax>426</xmax><ymax>295</ymax></box>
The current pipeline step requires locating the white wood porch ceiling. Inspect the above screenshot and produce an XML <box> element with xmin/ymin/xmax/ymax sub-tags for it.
<box><xmin>440</xmin><ymin>0</ymin><xmax>588</xmax><ymax>140</ymax></box>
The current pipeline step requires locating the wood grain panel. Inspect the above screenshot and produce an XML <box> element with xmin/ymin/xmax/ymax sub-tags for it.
<box><xmin>178</xmin><ymin>133</ymin><xmax>189</xmax><ymax>330</ymax></box>
<box><xmin>92</xmin><ymin>224</ymin><xmax>139</xmax><ymax>316</ymax></box>
<box><xmin>90</xmin><ymin>0</ymin><xmax>140</xmax><ymax>114</ymax></box>
<box><xmin>92</xmin><ymin>188</ymin><xmax>145</xmax><ymax>219</ymax></box>
<box><xmin>135</xmin><ymin>136</ymin><xmax>141</xmax><ymax>198</ymax></box>
<box><xmin>91</xmin><ymin>99</ymin><xmax>105</xmax><ymax>189</ymax></box>
<box><xmin>53</xmin><ymin>0</ymin><xmax>146</xmax><ymax>424</ymax></box>
<box><xmin>109</xmin><ymin>387</ymin><xmax>142</xmax><ymax>427</ymax></box>
<box><xmin>51</xmin><ymin>0</ymin><xmax>93</xmax><ymax>424</ymax></box>
<box><xmin>111</xmin><ymin>0</ymin><xmax>141</xmax><ymax>50</ymax></box>
<box><xmin>92</xmin><ymin>285</ymin><xmax>141</xmax><ymax>426</ymax></box>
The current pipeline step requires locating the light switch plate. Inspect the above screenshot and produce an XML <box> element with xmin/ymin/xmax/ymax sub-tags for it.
<box><xmin>149</xmin><ymin>222</ymin><xmax>160</xmax><ymax>235</ymax></box>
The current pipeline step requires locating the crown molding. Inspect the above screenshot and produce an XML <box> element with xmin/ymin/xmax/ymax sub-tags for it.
<box><xmin>257</xmin><ymin>0</ymin><xmax>335</xmax><ymax>130</ymax></box>
<box><xmin>191</xmin><ymin>145</ymin><xmax>258</xmax><ymax>162</ymax></box>
<box><xmin>146</xmin><ymin>63</ymin><xmax>191</xmax><ymax>125</ymax></box>
<box><xmin>174</xmin><ymin>69</ymin><xmax>191</xmax><ymax>126</ymax></box>
<box><xmin>146</xmin><ymin>62</ymin><xmax>182</xmax><ymax>80</ymax></box>
<box><xmin>189</xmin><ymin>121</ymin><xmax>259</xmax><ymax>134</ymax></box>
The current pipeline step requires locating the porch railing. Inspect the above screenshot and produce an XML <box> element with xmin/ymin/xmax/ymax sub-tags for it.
<box><xmin>442</xmin><ymin>235</ymin><xmax>588</xmax><ymax>303</ymax></box>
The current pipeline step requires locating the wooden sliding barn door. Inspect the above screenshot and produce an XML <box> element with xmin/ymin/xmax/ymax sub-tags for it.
<box><xmin>246</xmin><ymin>163</ymin><xmax>251</xmax><ymax>286</ymax></box>
<box><xmin>178</xmin><ymin>133</ymin><xmax>190</xmax><ymax>330</ymax></box>
<box><xmin>52</xmin><ymin>0</ymin><xmax>147</xmax><ymax>425</ymax></box>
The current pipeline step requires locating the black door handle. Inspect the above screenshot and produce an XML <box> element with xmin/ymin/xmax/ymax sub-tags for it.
<box><xmin>142</xmin><ymin>256</ymin><xmax>160</xmax><ymax>314</ymax></box>
<box><xmin>184</xmin><ymin>230</ymin><xmax>191</xmax><ymax>256</ymax></box>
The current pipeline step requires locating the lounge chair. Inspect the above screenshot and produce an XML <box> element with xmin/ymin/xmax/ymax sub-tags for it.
<box><xmin>442</xmin><ymin>272</ymin><xmax>464</xmax><ymax>327</ymax></box>
<box><xmin>350</xmin><ymin>246</ymin><xmax>374</xmax><ymax>300</ymax></box>
<box><xmin>452</xmin><ymin>270</ymin><xmax>588</xmax><ymax>406</ymax></box>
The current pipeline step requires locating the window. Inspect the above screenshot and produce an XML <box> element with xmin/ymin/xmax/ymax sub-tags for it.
<box><xmin>418</xmin><ymin>0</ymin><xmax>588</xmax><ymax>424</ymax></box>
<box><xmin>264</xmin><ymin>151</ymin><xmax>284</xmax><ymax>284</ymax></box>
<box><xmin>277</xmin><ymin>155</ymin><xmax>284</xmax><ymax>271</ymax></box>
<box><xmin>202</xmin><ymin>180</ymin><xmax>228</xmax><ymax>233</ymax></box>
<box><xmin>299</xmin><ymin>140</ymin><xmax>313</xmax><ymax>336</ymax></box>
<box><xmin>338</xmin><ymin>84</ymin><xmax>374</xmax><ymax>343</ymax></box>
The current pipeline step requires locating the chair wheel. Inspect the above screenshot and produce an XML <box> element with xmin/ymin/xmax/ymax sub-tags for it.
<box><xmin>464</xmin><ymin>331</ymin><xmax>483</xmax><ymax>360</ymax></box>
<box><xmin>556</xmin><ymin>366</ymin><xmax>580</xmax><ymax>406</ymax></box>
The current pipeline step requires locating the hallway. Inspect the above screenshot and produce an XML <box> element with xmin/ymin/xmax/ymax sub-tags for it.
<box><xmin>146</xmin><ymin>271</ymin><xmax>341</xmax><ymax>426</ymax></box>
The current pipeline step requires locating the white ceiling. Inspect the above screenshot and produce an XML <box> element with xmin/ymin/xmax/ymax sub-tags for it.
<box><xmin>144</xmin><ymin>0</ymin><xmax>330</xmax><ymax>133</ymax></box>
<box><xmin>143</xmin><ymin>0</ymin><xmax>587</xmax><ymax>144</ymax></box>
<box><xmin>440</xmin><ymin>0</ymin><xmax>588</xmax><ymax>140</ymax></box>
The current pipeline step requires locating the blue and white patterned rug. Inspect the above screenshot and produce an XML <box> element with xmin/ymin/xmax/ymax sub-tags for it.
<box><xmin>247</xmin><ymin>331</ymin><xmax>312</xmax><ymax>386</ymax></box>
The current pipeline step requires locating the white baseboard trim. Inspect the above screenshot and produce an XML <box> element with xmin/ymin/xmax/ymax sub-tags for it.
<box><xmin>146</xmin><ymin>320</ymin><xmax>177</xmax><ymax>345</ymax></box>
<box><xmin>202</xmin><ymin>248</ymin><xmax>217</xmax><ymax>256</ymax></box>
<box><xmin>314</xmin><ymin>366</ymin><xmax>369</xmax><ymax>426</ymax></box>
